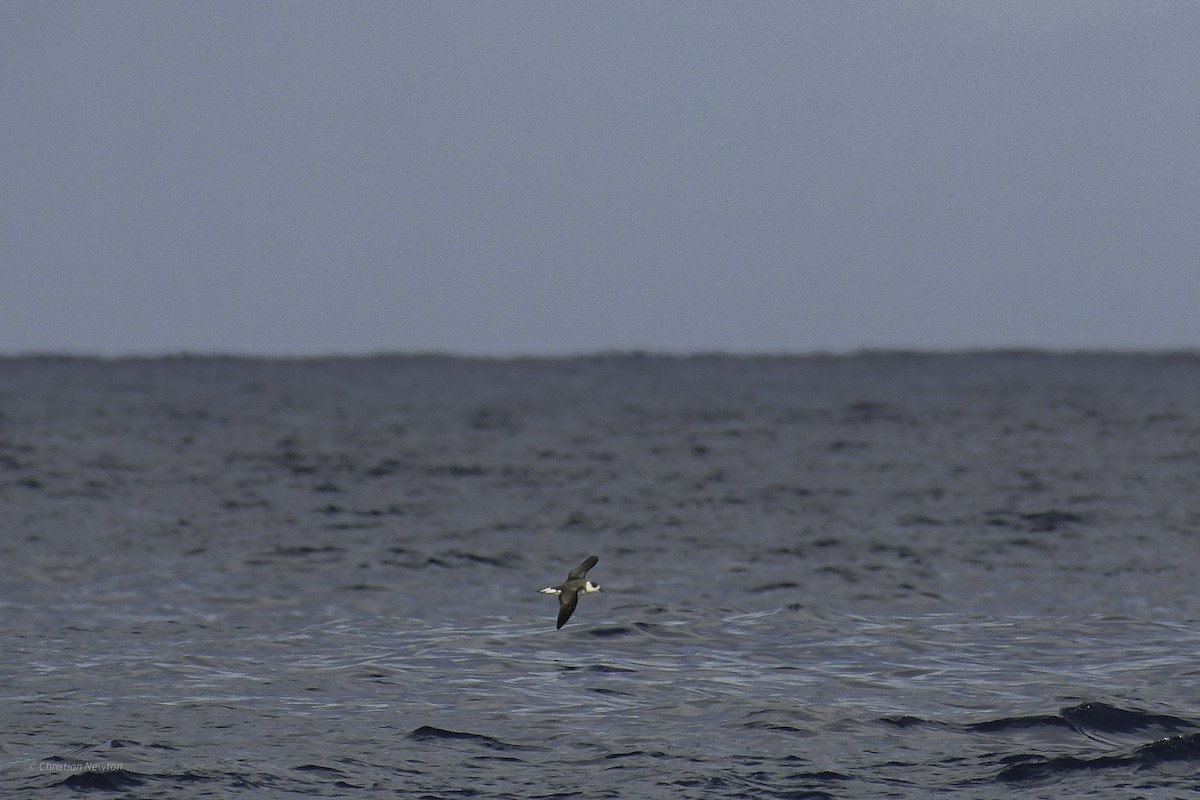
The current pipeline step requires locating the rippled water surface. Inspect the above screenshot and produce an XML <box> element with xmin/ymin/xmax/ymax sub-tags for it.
<box><xmin>3</xmin><ymin>353</ymin><xmax>1200</xmax><ymax>798</ymax></box>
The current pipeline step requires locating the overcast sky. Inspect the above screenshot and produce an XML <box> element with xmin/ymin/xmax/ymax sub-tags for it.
<box><xmin>3</xmin><ymin>2</ymin><xmax>1198</xmax><ymax>356</ymax></box>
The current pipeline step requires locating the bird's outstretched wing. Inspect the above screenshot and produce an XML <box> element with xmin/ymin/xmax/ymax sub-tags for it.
<box><xmin>567</xmin><ymin>555</ymin><xmax>599</xmax><ymax>581</ymax></box>
<box><xmin>556</xmin><ymin>591</ymin><xmax>579</xmax><ymax>629</ymax></box>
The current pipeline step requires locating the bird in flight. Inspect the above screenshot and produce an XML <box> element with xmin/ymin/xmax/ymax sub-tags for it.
<box><xmin>539</xmin><ymin>555</ymin><xmax>603</xmax><ymax>629</ymax></box>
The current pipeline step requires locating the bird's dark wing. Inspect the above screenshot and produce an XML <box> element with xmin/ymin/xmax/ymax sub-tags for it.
<box><xmin>556</xmin><ymin>590</ymin><xmax>580</xmax><ymax>629</ymax></box>
<box><xmin>567</xmin><ymin>555</ymin><xmax>599</xmax><ymax>581</ymax></box>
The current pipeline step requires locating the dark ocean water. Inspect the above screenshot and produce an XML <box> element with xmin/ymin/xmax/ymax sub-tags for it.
<box><xmin>3</xmin><ymin>352</ymin><xmax>1200</xmax><ymax>798</ymax></box>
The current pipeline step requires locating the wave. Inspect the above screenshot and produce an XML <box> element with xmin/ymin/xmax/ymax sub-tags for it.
<box><xmin>998</xmin><ymin>732</ymin><xmax>1200</xmax><ymax>783</ymax></box>
<box><xmin>972</xmin><ymin>701</ymin><xmax>1198</xmax><ymax>737</ymax></box>
<box><xmin>407</xmin><ymin>725</ymin><xmax>526</xmax><ymax>751</ymax></box>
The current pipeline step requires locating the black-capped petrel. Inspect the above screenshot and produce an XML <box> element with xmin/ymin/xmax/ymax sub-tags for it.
<box><xmin>539</xmin><ymin>555</ymin><xmax>603</xmax><ymax>629</ymax></box>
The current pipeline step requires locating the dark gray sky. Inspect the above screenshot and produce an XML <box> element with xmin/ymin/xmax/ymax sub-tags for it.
<box><xmin>4</xmin><ymin>2</ymin><xmax>1198</xmax><ymax>355</ymax></box>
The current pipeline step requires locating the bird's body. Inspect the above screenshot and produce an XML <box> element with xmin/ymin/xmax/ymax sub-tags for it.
<box><xmin>539</xmin><ymin>555</ymin><xmax>603</xmax><ymax>629</ymax></box>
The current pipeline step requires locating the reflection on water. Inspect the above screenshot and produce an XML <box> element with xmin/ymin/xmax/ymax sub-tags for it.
<box><xmin>9</xmin><ymin>601</ymin><xmax>1200</xmax><ymax>797</ymax></box>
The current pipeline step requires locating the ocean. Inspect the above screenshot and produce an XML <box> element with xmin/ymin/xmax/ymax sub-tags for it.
<box><xmin>3</xmin><ymin>352</ymin><xmax>1199</xmax><ymax>798</ymax></box>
